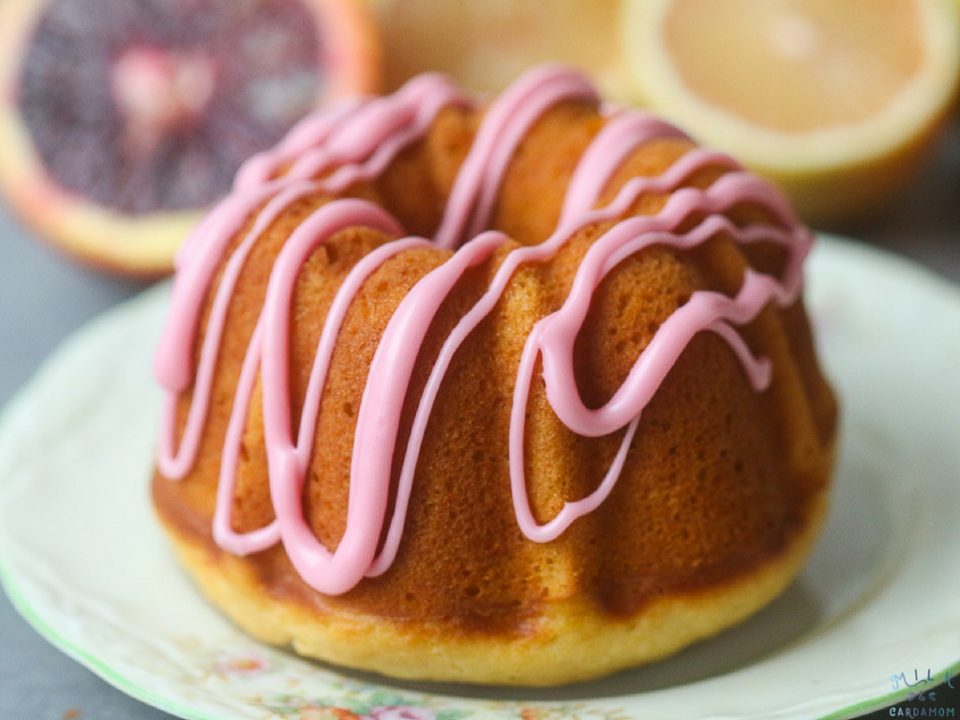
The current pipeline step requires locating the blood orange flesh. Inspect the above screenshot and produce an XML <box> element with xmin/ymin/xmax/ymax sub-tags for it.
<box><xmin>0</xmin><ymin>0</ymin><xmax>380</xmax><ymax>274</ymax></box>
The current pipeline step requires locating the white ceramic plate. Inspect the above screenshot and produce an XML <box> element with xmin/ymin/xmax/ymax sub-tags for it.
<box><xmin>1</xmin><ymin>237</ymin><xmax>959</xmax><ymax>720</ymax></box>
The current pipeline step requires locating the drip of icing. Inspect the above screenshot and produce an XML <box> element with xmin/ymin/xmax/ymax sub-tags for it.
<box><xmin>155</xmin><ymin>73</ymin><xmax>470</xmax><ymax>481</ymax></box>
<box><xmin>155</xmin><ymin>66</ymin><xmax>812</xmax><ymax>595</ymax></box>
<box><xmin>214</xmin><ymin>202</ymin><xmax>408</xmax><ymax>555</ymax></box>
<box><xmin>433</xmin><ymin>65</ymin><xmax>598</xmax><ymax>249</ymax></box>
<box><xmin>233</xmin><ymin>98</ymin><xmax>365</xmax><ymax>192</ymax></box>
<box><xmin>561</xmin><ymin>110</ymin><xmax>691</xmax><ymax>223</ymax></box>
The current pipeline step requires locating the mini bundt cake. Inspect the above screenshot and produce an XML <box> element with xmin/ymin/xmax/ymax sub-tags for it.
<box><xmin>152</xmin><ymin>65</ymin><xmax>838</xmax><ymax>686</ymax></box>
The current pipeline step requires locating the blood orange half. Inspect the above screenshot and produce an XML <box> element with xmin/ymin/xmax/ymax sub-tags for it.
<box><xmin>0</xmin><ymin>0</ymin><xmax>380</xmax><ymax>275</ymax></box>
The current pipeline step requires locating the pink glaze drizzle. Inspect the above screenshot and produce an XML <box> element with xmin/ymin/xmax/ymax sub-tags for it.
<box><xmin>155</xmin><ymin>65</ymin><xmax>812</xmax><ymax>595</ymax></box>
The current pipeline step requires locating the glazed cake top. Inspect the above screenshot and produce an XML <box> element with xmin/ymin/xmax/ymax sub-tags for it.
<box><xmin>154</xmin><ymin>65</ymin><xmax>811</xmax><ymax>596</ymax></box>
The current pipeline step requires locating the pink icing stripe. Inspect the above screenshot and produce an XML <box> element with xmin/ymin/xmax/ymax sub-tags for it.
<box><xmin>155</xmin><ymin>74</ymin><xmax>471</xmax><ymax>484</ymax></box>
<box><xmin>155</xmin><ymin>66</ymin><xmax>813</xmax><ymax>594</ymax></box>
<box><xmin>510</xmin><ymin>271</ymin><xmax>781</xmax><ymax>538</ymax></box>
<box><xmin>234</xmin><ymin>99</ymin><xmax>365</xmax><ymax>191</ymax></box>
<box><xmin>434</xmin><ymin>65</ymin><xmax>598</xmax><ymax>249</ymax></box>
<box><xmin>509</xmin><ymin>327</ymin><xmax>642</xmax><ymax>543</ymax></box>
<box><xmin>216</xmin><ymin>225</ymin><xmax>421</xmax><ymax>558</ymax></box>
<box><xmin>261</xmin><ymin>201</ymin><xmax>414</xmax><ymax>594</ymax></box>
<box><xmin>561</xmin><ymin>111</ymin><xmax>691</xmax><ymax>223</ymax></box>
<box><xmin>365</xmin><ymin>230</ymin><xmax>510</xmax><ymax>576</ymax></box>
<box><xmin>287</xmin><ymin>76</ymin><xmax>470</xmax><ymax>186</ymax></box>
<box><xmin>155</xmin><ymin>181</ymin><xmax>284</xmax><ymax>478</ymax></box>
<box><xmin>536</xmin><ymin>218</ymin><xmax>800</xmax><ymax>439</ymax></box>
<box><xmin>213</xmin><ymin>315</ymin><xmax>279</xmax><ymax>553</ymax></box>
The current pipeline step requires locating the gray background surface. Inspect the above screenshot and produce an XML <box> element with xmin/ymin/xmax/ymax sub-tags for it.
<box><xmin>0</xmin><ymin>120</ymin><xmax>958</xmax><ymax>719</ymax></box>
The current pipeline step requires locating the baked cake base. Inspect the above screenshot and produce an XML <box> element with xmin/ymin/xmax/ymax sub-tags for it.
<box><xmin>156</xmin><ymin>489</ymin><xmax>828</xmax><ymax>686</ymax></box>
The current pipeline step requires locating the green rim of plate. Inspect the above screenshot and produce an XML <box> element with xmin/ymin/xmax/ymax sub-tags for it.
<box><xmin>0</xmin><ymin>559</ymin><xmax>217</xmax><ymax>720</ymax></box>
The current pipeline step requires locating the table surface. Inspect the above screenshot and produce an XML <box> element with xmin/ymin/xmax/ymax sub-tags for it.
<box><xmin>1</xmin><ymin>120</ymin><xmax>958</xmax><ymax>719</ymax></box>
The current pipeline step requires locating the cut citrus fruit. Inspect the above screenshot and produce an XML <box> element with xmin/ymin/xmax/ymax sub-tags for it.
<box><xmin>621</xmin><ymin>0</ymin><xmax>960</xmax><ymax>223</ymax></box>
<box><xmin>0</xmin><ymin>0</ymin><xmax>381</xmax><ymax>275</ymax></box>
<box><xmin>369</xmin><ymin>0</ymin><xmax>634</xmax><ymax>99</ymax></box>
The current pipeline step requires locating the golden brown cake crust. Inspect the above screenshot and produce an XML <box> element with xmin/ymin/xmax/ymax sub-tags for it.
<box><xmin>152</xmin><ymin>85</ymin><xmax>838</xmax><ymax>683</ymax></box>
<box><xmin>156</xmin><ymin>484</ymin><xmax>830</xmax><ymax>685</ymax></box>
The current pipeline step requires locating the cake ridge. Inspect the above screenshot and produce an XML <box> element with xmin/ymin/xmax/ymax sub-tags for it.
<box><xmin>154</xmin><ymin>65</ymin><xmax>813</xmax><ymax>596</ymax></box>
